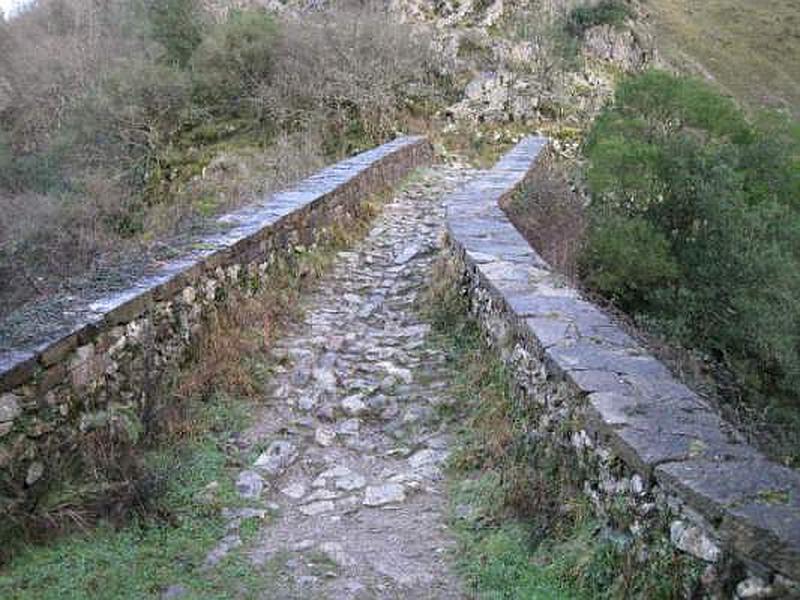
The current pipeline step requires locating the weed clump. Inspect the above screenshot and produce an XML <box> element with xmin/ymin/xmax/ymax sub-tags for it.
<box><xmin>566</xmin><ymin>0</ymin><xmax>634</xmax><ymax>38</ymax></box>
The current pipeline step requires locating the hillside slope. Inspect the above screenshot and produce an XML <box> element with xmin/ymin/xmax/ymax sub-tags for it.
<box><xmin>643</xmin><ymin>0</ymin><xmax>800</xmax><ymax>116</ymax></box>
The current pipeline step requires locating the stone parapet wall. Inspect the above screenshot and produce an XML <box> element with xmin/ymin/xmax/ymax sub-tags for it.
<box><xmin>444</xmin><ymin>136</ymin><xmax>800</xmax><ymax>597</ymax></box>
<box><xmin>0</xmin><ymin>136</ymin><xmax>433</xmax><ymax>510</ymax></box>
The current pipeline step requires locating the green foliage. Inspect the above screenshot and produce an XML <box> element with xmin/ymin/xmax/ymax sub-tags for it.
<box><xmin>582</xmin><ymin>70</ymin><xmax>800</xmax><ymax>436</ymax></box>
<box><xmin>566</xmin><ymin>0</ymin><xmax>633</xmax><ymax>38</ymax></box>
<box><xmin>190</xmin><ymin>10</ymin><xmax>277</xmax><ymax>105</ymax></box>
<box><xmin>147</xmin><ymin>0</ymin><xmax>205</xmax><ymax>67</ymax></box>
<box><xmin>581</xmin><ymin>214</ymin><xmax>679</xmax><ymax>310</ymax></box>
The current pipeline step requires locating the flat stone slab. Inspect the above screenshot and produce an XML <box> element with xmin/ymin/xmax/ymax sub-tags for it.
<box><xmin>658</xmin><ymin>458</ymin><xmax>800</xmax><ymax>579</ymax></box>
<box><xmin>363</xmin><ymin>483</ymin><xmax>406</xmax><ymax>507</ymax></box>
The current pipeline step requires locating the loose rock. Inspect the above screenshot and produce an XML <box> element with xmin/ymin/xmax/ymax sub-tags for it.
<box><xmin>236</xmin><ymin>470</ymin><xmax>265</xmax><ymax>500</ymax></box>
<box><xmin>670</xmin><ymin>520</ymin><xmax>721</xmax><ymax>563</ymax></box>
<box><xmin>363</xmin><ymin>483</ymin><xmax>406</xmax><ymax>507</ymax></box>
<box><xmin>300</xmin><ymin>500</ymin><xmax>336</xmax><ymax>517</ymax></box>
<box><xmin>254</xmin><ymin>441</ymin><xmax>298</xmax><ymax>476</ymax></box>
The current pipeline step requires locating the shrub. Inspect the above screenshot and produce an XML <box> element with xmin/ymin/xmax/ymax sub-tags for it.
<box><xmin>566</xmin><ymin>0</ymin><xmax>633</xmax><ymax>38</ymax></box>
<box><xmin>0</xmin><ymin>2</ymin><xmax>450</xmax><ymax>320</ymax></box>
<box><xmin>190</xmin><ymin>10</ymin><xmax>277</xmax><ymax>106</ymax></box>
<box><xmin>258</xmin><ymin>7</ymin><xmax>448</xmax><ymax>156</ymax></box>
<box><xmin>0</xmin><ymin>0</ymin><xmax>155</xmax><ymax>153</ymax></box>
<box><xmin>146</xmin><ymin>0</ymin><xmax>205</xmax><ymax>67</ymax></box>
<box><xmin>580</xmin><ymin>214</ymin><xmax>678</xmax><ymax>310</ymax></box>
<box><xmin>64</xmin><ymin>58</ymin><xmax>192</xmax><ymax>187</ymax></box>
<box><xmin>582</xmin><ymin>69</ymin><xmax>800</xmax><ymax>423</ymax></box>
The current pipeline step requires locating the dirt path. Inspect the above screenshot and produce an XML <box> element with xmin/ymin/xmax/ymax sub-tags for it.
<box><xmin>200</xmin><ymin>164</ymin><xmax>478</xmax><ymax>599</ymax></box>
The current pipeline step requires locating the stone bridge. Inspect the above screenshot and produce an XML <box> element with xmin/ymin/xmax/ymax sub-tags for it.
<box><xmin>0</xmin><ymin>136</ymin><xmax>798</xmax><ymax>597</ymax></box>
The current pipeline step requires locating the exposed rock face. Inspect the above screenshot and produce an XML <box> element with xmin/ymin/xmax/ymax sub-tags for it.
<box><xmin>390</xmin><ymin>0</ymin><xmax>504</xmax><ymax>28</ymax></box>
<box><xmin>230</xmin><ymin>0</ymin><xmax>652</xmax><ymax>127</ymax></box>
<box><xmin>583</xmin><ymin>24</ymin><xmax>654</xmax><ymax>71</ymax></box>
<box><xmin>385</xmin><ymin>0</ymin><xmax>654</xmax><ymax>125</ymax></box>
<box><xmin>448</xmin><ymin>70</ymin><xmax>511</xmax><ymax>122</ymax></box>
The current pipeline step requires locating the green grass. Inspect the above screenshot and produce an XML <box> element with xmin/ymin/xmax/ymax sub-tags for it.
<box><xmin>645</xmin><ymin>0</ymin><xmax>800</xmax><ymax>117</ymax></box>
<box><xmin>0</xmin><ymin>392</ymin><xmax>277</xmax><ymax>599</ymax></box>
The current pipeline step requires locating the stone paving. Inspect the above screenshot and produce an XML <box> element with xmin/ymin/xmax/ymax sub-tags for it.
<box><xmin>203</xmin><ymin>165</ymin><xmax>477</xmax><ymax>598</ymax></box>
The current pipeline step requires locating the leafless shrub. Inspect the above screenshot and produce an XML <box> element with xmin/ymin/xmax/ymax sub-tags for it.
<box><xmin>0</xmin><ymin>180</ymin><xmax>135</xmax><ymax>315</ymax></box>
<box><xmin>502</xmin><ymin>161</ymin><xmax>587</xmax><ymax>280</ymax></box>
<box><xmin>2</xmin><ymin>0</ymin><xmax>156</xmax><ymax>152</ymax></box>
<box><xmin>0</xmin><ymin>1</ymin><xmax>451</xmax><ymax>318</ymax></box>
<box><xmin>255</xmin><ymin>6</ymin><xmax>450</xmax><ymax>152</ymax></box>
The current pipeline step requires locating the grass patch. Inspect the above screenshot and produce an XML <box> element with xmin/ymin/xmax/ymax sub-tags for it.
<box><xmin>566</xmin><ymin>1</ymin><xmax>634</xmax><ymax>38</ymax></box>
<box><xmin>645</xmin><ymin>0</ymin><xmax>800</xmax><ymax>117</ymax></box>
<box><xmin>0</xmin><ymin>392</ymin><xmax>271</xmax><ymax>599</ymax></box>
<box><xmin>421</xmin><ymin>254</ymin><xmax>703</xmax><ymax>599</ymax></box>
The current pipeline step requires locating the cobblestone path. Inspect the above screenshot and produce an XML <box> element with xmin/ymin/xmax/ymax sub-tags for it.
<box><xmin>206</xmin><ymin>165</ymin><xmax>477</xmax><ymax>599</ymax></box>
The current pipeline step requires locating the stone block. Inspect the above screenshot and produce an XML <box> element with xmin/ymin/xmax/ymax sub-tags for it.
<box><xmin>38</xmin><ymin>333</ymin><xmax>78</xmax><ymax>367</ymax></box>
<box><xmin>0</xmin><ymin>351</ymin><xmax>37</xmax><ymax>393</ymax></box>
<box><xmin>584</xmin><ymin>391</ymin><xmax>753</xmax><ymax>477</ymax></box>
<box><xmin>0</xmin><ymin>393</ymin><xmax>21</xmax><ymax>422</ymax></box>
<box><xmin>657</xmin><ymin>458</ymin><xmax>800</xmax><ymax>580</ymax></box>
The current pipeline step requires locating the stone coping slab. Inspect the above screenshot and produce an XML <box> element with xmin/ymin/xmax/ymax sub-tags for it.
<box><xmin>444</xmin><ymin>136</ymin><xmax>800</xmax><ymax>582</ymax></box>
<box><xmin>0</xmin><ymin>135</ymin><xmax>431</xmax><ymax>393</ymax></box>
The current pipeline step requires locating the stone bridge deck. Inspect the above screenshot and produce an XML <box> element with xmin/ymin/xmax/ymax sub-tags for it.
<box><xmin>1</xmin><ymin>136</ymin><xmax>798</xmax><ymax>597</ymax></box>
<box><xmin>209</xmin><ymin>165</ymin><xmax>475</xmax><ymax>597</ymax></box>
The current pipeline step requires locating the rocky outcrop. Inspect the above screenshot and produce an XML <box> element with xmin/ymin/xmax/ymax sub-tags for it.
<box><xmin>244</xmin><ymin>0</ymin><xmax>651</xmax><ymax>127</ymax></box>
<box><xmin>583</xmin><ymin>24</ymin><xmax>654</xmax><ymax>71</ymax></box>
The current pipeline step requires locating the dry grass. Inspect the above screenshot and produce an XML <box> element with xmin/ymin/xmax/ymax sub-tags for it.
<box><xmin>0</xmin><ymin>2</ymin><xmax>448</xmax><ymax>319</ymax></box>
<box><xmin>501</xmin><ymin>161</ymin><xmax>587</xmax><ymax>280</ymax></box>
<box><xmin>644</xmin><ymin>0</ymin><xmax>800</xmax><ymax>117</ymax></box>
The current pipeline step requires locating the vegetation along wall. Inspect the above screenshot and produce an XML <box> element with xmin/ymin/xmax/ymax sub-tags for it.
<box><xmin>0</xmin><ymin>136</ymin><xmax>432</xmax><ymax>520</ymax></box>
<box><xmin>445</xmin><ymin>137</ymin><xmax>800</xmax><ymax>598</ymax></box>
